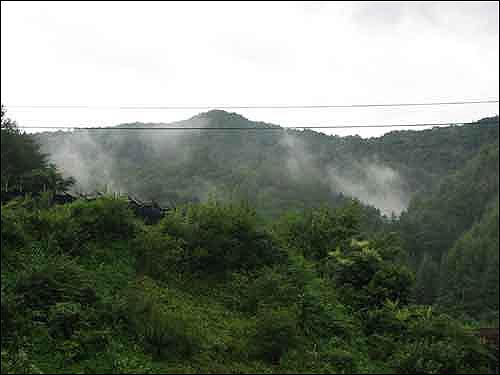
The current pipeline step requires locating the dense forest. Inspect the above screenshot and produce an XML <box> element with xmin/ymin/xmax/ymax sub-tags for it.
<box><xmin>35</xmin><ymin>110</ymin><xmax>500</xmax><ymax>318</ymax></box>
<box><xmin>1</xmin><ymin>107</ymin><xmax>499</xmax><ymax>373</ymax></box>
<box><xmin>36</xmin><ymin>110</ymin><xmax>500</xmax><ymax>217</ymax></box>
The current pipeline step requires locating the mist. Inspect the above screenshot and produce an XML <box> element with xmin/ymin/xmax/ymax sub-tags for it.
<box><xmin>326</xmin><ymin>162</ymin><xmax>410</xmax><ymax>216</ymax></box>
<box><xmin>38</xmin><ymin>113</ymin><xmax>412</xmax><ymax>215</ymax></box>
<box><xmin>280</xmin><ymin>132</ymin><xmax>410</xmax><ymax>216</ymax></box>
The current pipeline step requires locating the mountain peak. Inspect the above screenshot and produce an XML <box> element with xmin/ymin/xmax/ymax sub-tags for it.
<box><xmin>192</xmin><ymin>110</ymin><xmax>248</xmax><ymax>122</ymax></box>
<box><xmin>189</xmin><ymin>110</ymin><xmax>276</xmax><ymax>129</ymax></box>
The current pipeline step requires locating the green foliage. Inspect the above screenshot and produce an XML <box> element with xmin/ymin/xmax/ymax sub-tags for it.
<box><xmin>413</xmin><ymin>253</ymin><xmax>440</xmax><ymax>305</ymax></box>
<box><xmin>35</xmin><ymin>111</ymin><xmax>499</xmax><ymax>220</ymax></box>
<box><xmin>1</xmin><ymin>350</ymin><xmax>43</xmax><ymax>374</ymax></box>
<box><xmin>368</xmin><ymin>264</ymin><xmax>415</xmax><ymax>306</ymax></box>
<box><xmin>318</xmin><ymin>343</ymin><xmax>358</xmax><ymax>373</ymax></box>
<box><xmin>1</xmin><ymin>197</ymin><xmax>496</xmax><ymax>373</ymax></box>
<box><xmin>438</xmin><ymin>199</ymin><xmax>500</xmax><ymax>319</ymax></box>
<box><xmin>1</xmin><ymin>105</ymin><xmax>74</xmax><ymax>197</ymax></box>
<box><xmin>274</xmin><ymin>203</ymin><xmax>361</xmax><ymax>260</ymax></box>
<box><xmin>364</xmin><ymin>303</ymin><xmax>494</xmax><ymax>374</ymax></box>
<box><xmin>226</xmin><ymin>267</ymin><xmax>302</xmax><ymax>314</ymax></box>
<box><xmin>159</xmin><ymin>201</ymin><xmax>286</xmax><ymax>275</ymax></box>
<box><xmin>125</xmin><ymin>278</ymin><xmax>204</xmax><ymax>360</ymax></box>
<box><xmin>29</xmin><ymin>108</ymin><xmax>499</xmax><ymax>321</ymax></box>
<box><xmin>20</xmin><ymin>197</ymin><xmax>138</xmax><ymax>255</ymax></box>
<box><xmin>399</xmin><ymin>142</ymin><xmax>499</xmax><ymax>318</ymax></box>
<box><xmin>1</xmin><ymin>287</ymin><xmax>17</xmax><ymax>343</ymax></box>
<box><xmin>47</xmin><ymin>302</ymin><xmax>85</xmax><ymax>339</ymax></box>
<box><xmin>299</xmin><ymin>278</ymin><xmax>354</xmax><ymax>340</ymax></box>
<box><xmin>68</xmin><ymin>197</ymin><xmax>138</xmax><ymax>242</ymax></box>
<box><xmin>134</xmin><ymin>228</ymin><xmax>185</xmax><ymax>280</ymax></box>
<box><xmin>1</xmin><ymin>205</ymin><xmax>26</xmax><ymax>255</ymax></box>
<box><xmin>325</xmin><ymin>241</ymin><xmax>414</xmax><ymax>309</ymax></box>
<box><xmin>251</xmin><ymin>307</ymin><xmax>300</xmax><ymax>364</ymax></box>
<box><xmin>14</xmin><ymin>257</ymin><xmax>97</xmax><ymax>311</ymax></box>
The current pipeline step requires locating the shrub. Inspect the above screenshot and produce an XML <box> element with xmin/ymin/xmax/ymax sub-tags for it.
<box><xmin>227</xmin><ymin>267</ymin><xmax>302</xmax><ymax>314</ymax></box>
<box><xmin>0</xmin><ymin>350</ymin><xmax>42</xmax><ymax>374</ymax></box>
<box><xmin>24</xmin><ymin>204</ymin><xmax>77</xmax><ymax>252</ymax></box>
<box><xmin>142</xmin><ymin>307</ymin><xmax>202</xmax><ymax>360</ymax></box>
<box><xmin>15</xmin><ymin>257</ymin><xmax>97</xmax><ymax>311</ymax></box>
<box><xmin>299</xmin><ymin>279</ymin><xmax>354</xmax><ymax>340</ymax></box>
<box><xmin>363</xmin><ymin>302</ymin><xmax>407</xmax><ymax>337</ymax></box>
<box><xmin>1</xmin><ymin>289</ymin><xmax>16</xmax><ymax>343</ymax></box>
<box><xmin>274</xmin><ymin>204</ymin><xmax>361</xmax><ymax>260</ymax></box>
<box><xmin>68</xmin><ymin>197</ymin><xmax>138</xmax><ymax>242</ymax></box>
<box><xmin>48</xmin><ymin>302</ymin><xmax>84</xmax><ymax>339</ymax></box>
<box><xmin>362</xmin><ymin>301</ymin><xmax>495</xmax><ymax>372</ymax></box>
<box><xmin>325</xmin><ymin>241</ymin><xmax>414</xmax><ymax>309</ymax></box>
<box><xmin>1</xmin><ymin>206</ymin><xmax>26</xmax><ymax>254</ymax></box>
<box><xmin>320</xmin><ymin>344</ymin><xmax>358</xmax><ymax>374</ymax></box>
<box><xmin>134</xmin><ymin>228</ymin><xmax>186</xmax><ymax>280</ymax></box>
<box><xmin>366</xmin><ymin>264</ymin><xmax>414</xmax><ymax>307</ymax></box>
<box><xmin>159</xmin><ymin>201</ymin><xmax>286</xmax><ymax>275</ymax></box>
<box><xmin>252</xmin><ymin>307</ymin><xmax>300</xmax><ymax>364</ymax></box>
<box><xmin>21</xmin><ymin>197</ymin><xmax>138</xmax><ymax>255</ymax></box>
<box><xmin>125</xmin><ymin>278</ymin><xmax>203</xmax><ymax>360</ymax></box>
<box><xmin>390</xmin><ymin>339</ymin><xmax>490</xmax><ymax>374</ymax></box>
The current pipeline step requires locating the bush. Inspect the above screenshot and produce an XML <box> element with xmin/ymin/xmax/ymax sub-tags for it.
<box><xmin>48</xmin><ymin>302</ymin><xmax>84</xmax><ymax>339</ymax></box>
<box><xmin>142</xmin><ymin>307</ymin><xmax>202</xmax><ymax>360</ymax></box>
<box><xmin>366</xmin><ymin>264</ymin><xmax>414</xmax><ymax>307</ymax></box>
<box><xmin>274</xmin><ymin>204</ymin><xmax>361</xmax><ymax>260</ymax></box>
<box><xmin>252</xmin><ymin>307</ymin><xmax>300</xmax><ymax>364</ymax></box>
<box><xmin>226</xmin><ymin>267</ymin><xmax>302</xmax><ymax>314</ymax></box>
<box><xmin>20</xmin><ymin>197</ymin><xmax>138</xmax><ymax>255</ymax></box>
<box><xmin>320</xmin><ymin>344</ymin><xmax>358</xmax><ymax>374</ymax></box>
<box><xmin>125</xmin><ymin>278</ymin><xmax>203</xmax><ymax>360</ymax></box>
<box><xmin>1</xmin><ymin>289</ymin><xmax>16</xmax><ymax>343</ymax></box>
<box><xmin>325</xmin><ymin>241</ymin><xmax>414</xmax><ymax>309</ymax></box>
<box><xmin>24</xmin><ymin>204</ymin><xmax>77</xmax><ymax>253</ymax></box>
<box><xmin>159</xmin><ymin>201</ymin><xmax>286</xmax><ymax>275</ymax></box>
<box><xmin>134</xmin><ymin>228</ymin><xmax>186</xmax><ymax>280</ymax></box>
<box><xmin>1</xmin><ymin>206</ymin><xmax>26</xmax><ymax>254</ymax></box>
<box><xmin>1</xmin><ymin>350</ymin><xmax>42</xmax><ymax>374</ymax></box>
<box><xmin>390</xmin><ymin>339</ymin><xmax>490</xmax><ymax>374</ymax></box>
<box><xmin>375</xmin><ymin>306</ymin><xmax>494</xmax><ymax>373</ymax></box>
<box><xmin>363</xmin><ymin>302</ymin><xmax>407</xmax><ymax>337</ymax></box>
<box><xmin>299</xmin><ymin>279</ymin><xmax>354</xmax><ymax>340</ymax></box>
<box><xmin>15</xmin><ymin>257</ymin><xmax>97</xmax><ymax>311</ymax></box>
<box><xmin>68</xmin><ymin>197</ymin><xmax>138</xmax><ymax>242</ymax></box>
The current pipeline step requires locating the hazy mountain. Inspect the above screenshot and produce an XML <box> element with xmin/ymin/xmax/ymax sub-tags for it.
<box><xmin>36</xmin><ymin>111</ymin><xmax>499</xmax><ymax>218</ymax></box>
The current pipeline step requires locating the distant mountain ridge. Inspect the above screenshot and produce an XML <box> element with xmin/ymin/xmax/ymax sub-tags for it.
<box><xmin>36</xmin><ymin>111</ymin><xmax>499</xmax><ymax>218</ymax></box>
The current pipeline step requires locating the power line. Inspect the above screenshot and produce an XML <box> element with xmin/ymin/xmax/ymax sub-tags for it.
<box><xmin>17</xmin><ymin>120</ymin><xmax>500</xmax><ymax>131</ymax></box>
<box><xmin>7</xmin><ymin>99</ymin><xmax>500</xmax><ymax>111</ymax></box>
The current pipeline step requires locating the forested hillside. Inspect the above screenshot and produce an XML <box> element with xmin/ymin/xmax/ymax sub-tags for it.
<box><xmin>2</xmin><ymin>196</ymin><xmax>497</xmax><ymax>374</ymax></box>
<box><xmin>36</xmin><ymin>111</ymin><xmax>500</xmax><ymax>218</ymax></box>
<box><xmin>401</xmin><ymin>140</ymin><xmax>499</xmax><ymax>320</ymax></box>
<box><xmin>34</xmin><ymin>111</ymin><xmax>500</xmax><ymax>321</ymax></box>
<box><xmin>2</xmin><ymin>108</ymin><xmax>499</xmax><ymax>373</ymax></box>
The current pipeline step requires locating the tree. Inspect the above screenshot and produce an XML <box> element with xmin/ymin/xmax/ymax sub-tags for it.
<box><xmin>325</xmin><ymin>238</ymin><xmax>414</xmax><ymax>309</ymax></box>
<box><xmin>1</xmin><ymin>105</ymin><xmax>74</xmax><ymax>194</ymax></box>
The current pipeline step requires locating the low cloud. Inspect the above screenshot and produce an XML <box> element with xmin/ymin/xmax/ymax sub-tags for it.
<box><xmin>281</xmin><ymin>133</ymin><xmax>410</xmax><ymax>215</ymax></box>
<box><xmin>327</xmin><ymin>161</ymin><xmax>410</xmax><ymax>216</ymax></box>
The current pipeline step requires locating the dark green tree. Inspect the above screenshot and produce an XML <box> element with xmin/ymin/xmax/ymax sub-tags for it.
<box><xmin>1</xmin><ymin>105</ymin><xmax>74</xmax><ymax>195</ymax></box>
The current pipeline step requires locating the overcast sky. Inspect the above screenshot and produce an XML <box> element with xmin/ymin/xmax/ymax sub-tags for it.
<box><xmin>1</xmin><ymin>1</ymin><xmax>499</xmax><ymax>137</ymax></box>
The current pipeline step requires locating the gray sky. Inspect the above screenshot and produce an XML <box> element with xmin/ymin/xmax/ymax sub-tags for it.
<box><xmin>1</xmin><ymin>1</ymin><xmax>499</xmax><ymax>137</ymax></box>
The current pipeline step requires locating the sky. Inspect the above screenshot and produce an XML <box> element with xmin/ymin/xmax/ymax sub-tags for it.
<box><xmin>1</xmin><ymin>1</ymin><xmax>499</xmax><ymax>137</ymax></box>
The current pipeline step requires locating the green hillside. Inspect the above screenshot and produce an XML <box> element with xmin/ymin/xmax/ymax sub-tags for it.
<box><xmin>36</xmin><ymin>111</ymin><xmax>499</xmax><ymax>219</ymax></box>
<box><xmin>2</xmin><ymin>197</ymin><xmax>495</xmax><ymax>374</ymax></box>
<box><xmin>400</xmin><ymin>141</ymin><xmax>499</xmax><ymax>319</ymax></box>
<box><xmin>2</xmin><ymin>108</ymin><xmax>499</xmax><ymax>373</ymax></box>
